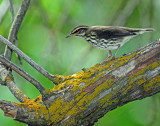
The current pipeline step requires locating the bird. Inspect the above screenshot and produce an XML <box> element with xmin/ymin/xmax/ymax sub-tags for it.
<box><xmin>66</xmin><ymin>25</ymin><xmax>154</xmax><ymax>61</ymax></box>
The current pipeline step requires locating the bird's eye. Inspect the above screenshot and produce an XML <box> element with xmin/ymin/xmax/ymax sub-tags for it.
<box><xmin>80</xmin><ymin>29</ymin><xmax>84</xmax><ymax>33</ymax></box>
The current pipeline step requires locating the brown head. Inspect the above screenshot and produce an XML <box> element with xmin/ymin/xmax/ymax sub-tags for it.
<box><xmin>66</xmin><ymin>25</ymin><xmax>89</xmax><ymax>38</ymax></box>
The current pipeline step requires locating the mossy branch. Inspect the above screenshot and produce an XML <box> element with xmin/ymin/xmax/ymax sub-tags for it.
<box><xmin>0</xmin><ymin>39</ymin><xmax>160</xmax><ymax>126</ymax></box>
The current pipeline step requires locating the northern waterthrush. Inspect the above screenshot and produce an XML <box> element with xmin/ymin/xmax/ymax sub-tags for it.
<box><xmin>66</xmin><ymin>25</ymin><xmax>154</xmax><ymax>61</ymax></box>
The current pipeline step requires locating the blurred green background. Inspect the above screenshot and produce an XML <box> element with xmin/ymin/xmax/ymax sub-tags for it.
<box><xmin>0</xmin><ymin>0</ymin><xmax>160</xmax><ymax>126</ymax></box>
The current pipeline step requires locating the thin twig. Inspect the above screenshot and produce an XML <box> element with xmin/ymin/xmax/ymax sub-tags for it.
<box><xmin>8</xmin><ymin>0</ymin><xmax>23</xmax><ymax>65</ymax></box>
<box><xmin>0</xmin><ymin>35</ymin><xmax>59</xmax><ymax>84</ymax></box>
<box><xmin>8</xmin><ymin>0</ymin><xmax>14</xmax><ymax>22</ymax></box>
<box><xmin>4</xmin><ymin>0</ymin><xmax>30</xmax><ymax>61</ymax></box>
<box><xmin>0</xmin><ymin>55</ymin><xmax>46</xmax><ymax>97</ymax></box>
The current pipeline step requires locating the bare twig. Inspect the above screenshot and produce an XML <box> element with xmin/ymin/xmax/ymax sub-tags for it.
<box><xmin>4</xmin><ymin>0</ymin><xmax>30</xmax><ymax>61</ymax></box>
<box><xmin>15</xmin><ymin>40</ymin><xmax>23</xmax><ymax>65</ymax></box>
<box><xmin>0</xmin><ymin>66</ymin><xmax>29</xmax><ymax>102</ymax></box>
<box><xmin>8</xmin><ymin>0</ymin><xmax>23</xmax><ymax>65</ymax></box>
<box><xmin>0</xmin><ymin>55</ymin><xmax>46</xmax><ymax>97</ymax></box>
<box><xmin>8</xmin><ymin>0</ymin><xmax>14</xmax><ymax>22</ymax></box>
<box><xmin>0</xmin><ymin>35</ymin><xmax>59</xmax><ymax>84</ymax></box>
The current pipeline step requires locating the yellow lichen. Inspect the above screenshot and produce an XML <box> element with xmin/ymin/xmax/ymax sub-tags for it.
<box><xmin>143</xmin><ymin>75</ymin><xmax>160</xmax><ymax>91</ymax></box>
<box><xmin>5</xmin><ymin>76</ymin><xmax>13</xmax><ymax>82</ymax></box>
<box><xmin>13</xmin><ymin>41</ymin><xmax>160</xmax><ymax>125</ymax></box>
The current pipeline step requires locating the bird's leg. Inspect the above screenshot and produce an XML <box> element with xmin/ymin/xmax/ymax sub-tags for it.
<box><xmin>112</xmin><ymin>44</ymin><xmax>121</xmax><ymax>60</ymax></box>
<box><xmin>104</xmin><ymin>50</ymin><xmax>112</xmax><ymax>62</ymax></box>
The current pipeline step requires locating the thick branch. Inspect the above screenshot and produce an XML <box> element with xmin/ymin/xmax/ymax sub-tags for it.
<box><xmin>0</xmin><ymin>39</ymin><xmax>160</xmax><ymax>125</ymax></box>
<box><xmin>0</xmin><ymin>100</ymin><xmax>17</xmax><ymax>118</ymax></box>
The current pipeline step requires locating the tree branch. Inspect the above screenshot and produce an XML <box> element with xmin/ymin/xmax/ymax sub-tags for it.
<box><xmin>0</xmin><ymin>39</ymin><xmax>160</xmax><ymax>125</ymax></box>
<box><xmin>0</xmin><ymin>35</ymin><xmax>65</xmax><ymax>85</ymax></box>
<box><xmin>8</xmin><ymin>0</ymin><xmax>23</xmax><ymax>65</ymax></box>
<box><xmin>9</xmin><ymin>0</ymin><xmax>14</xmax><ymax>22</ymax></box>
<box><xmin>0</xmin><ymin>0</ymin><xmax>31</xmax><ymax>103</ymax></box>
<box><xmin>0</xmin><ymin>65</ymin><xmax>29</xmax><ymax>102</ymax></box>
<box><xmin>4</xmin><ymin>0</ymin><xmax>30</xmax><ymax>61</ymax></box>
<box><xmin>0</xmin><ymin>0</ymin><xmax>63</xmax><ymax>105</ymax></box>
<box><xmin>0</xmin><ymin>100</ymin><xmax>17</xmax><ymax>118</ymax></box>
<box><xmin>0</xmin><ymin>55</ymin><xmax>47</xmax><ymax>98</ymax></box>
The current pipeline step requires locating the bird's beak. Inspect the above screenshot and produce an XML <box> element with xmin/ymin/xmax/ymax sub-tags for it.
<box><xmin>65</xmin><ymin>34</ymin><xmax>72</xmax><ymax>38</ymax></box>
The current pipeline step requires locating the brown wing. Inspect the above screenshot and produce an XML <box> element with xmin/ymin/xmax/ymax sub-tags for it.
<box><xmin>93</xmin><ymin>27</ymin><xmax>137</xmax><ymax>40</ymax></box>
<box><xmin>89</xmin><ymin>26</ymin><xmax>153</xmax><ymax>40</ymax></box>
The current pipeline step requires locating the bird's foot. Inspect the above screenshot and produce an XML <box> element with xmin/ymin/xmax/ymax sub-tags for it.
<box><xmin>111</xmin><ymin>56</ymin><xmax>115</xmax><ymax>60</ymax></box>
<box><xmin>103</xmin><ymin>56</ymin><xmax>112</xmax><ymax>62</ymax></box>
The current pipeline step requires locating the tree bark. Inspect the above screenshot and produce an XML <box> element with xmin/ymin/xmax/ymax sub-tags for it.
<box><xmin>0</xmin><ymin>39</ymin><xmax>160</xmax><ymax>126</ymax></box>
